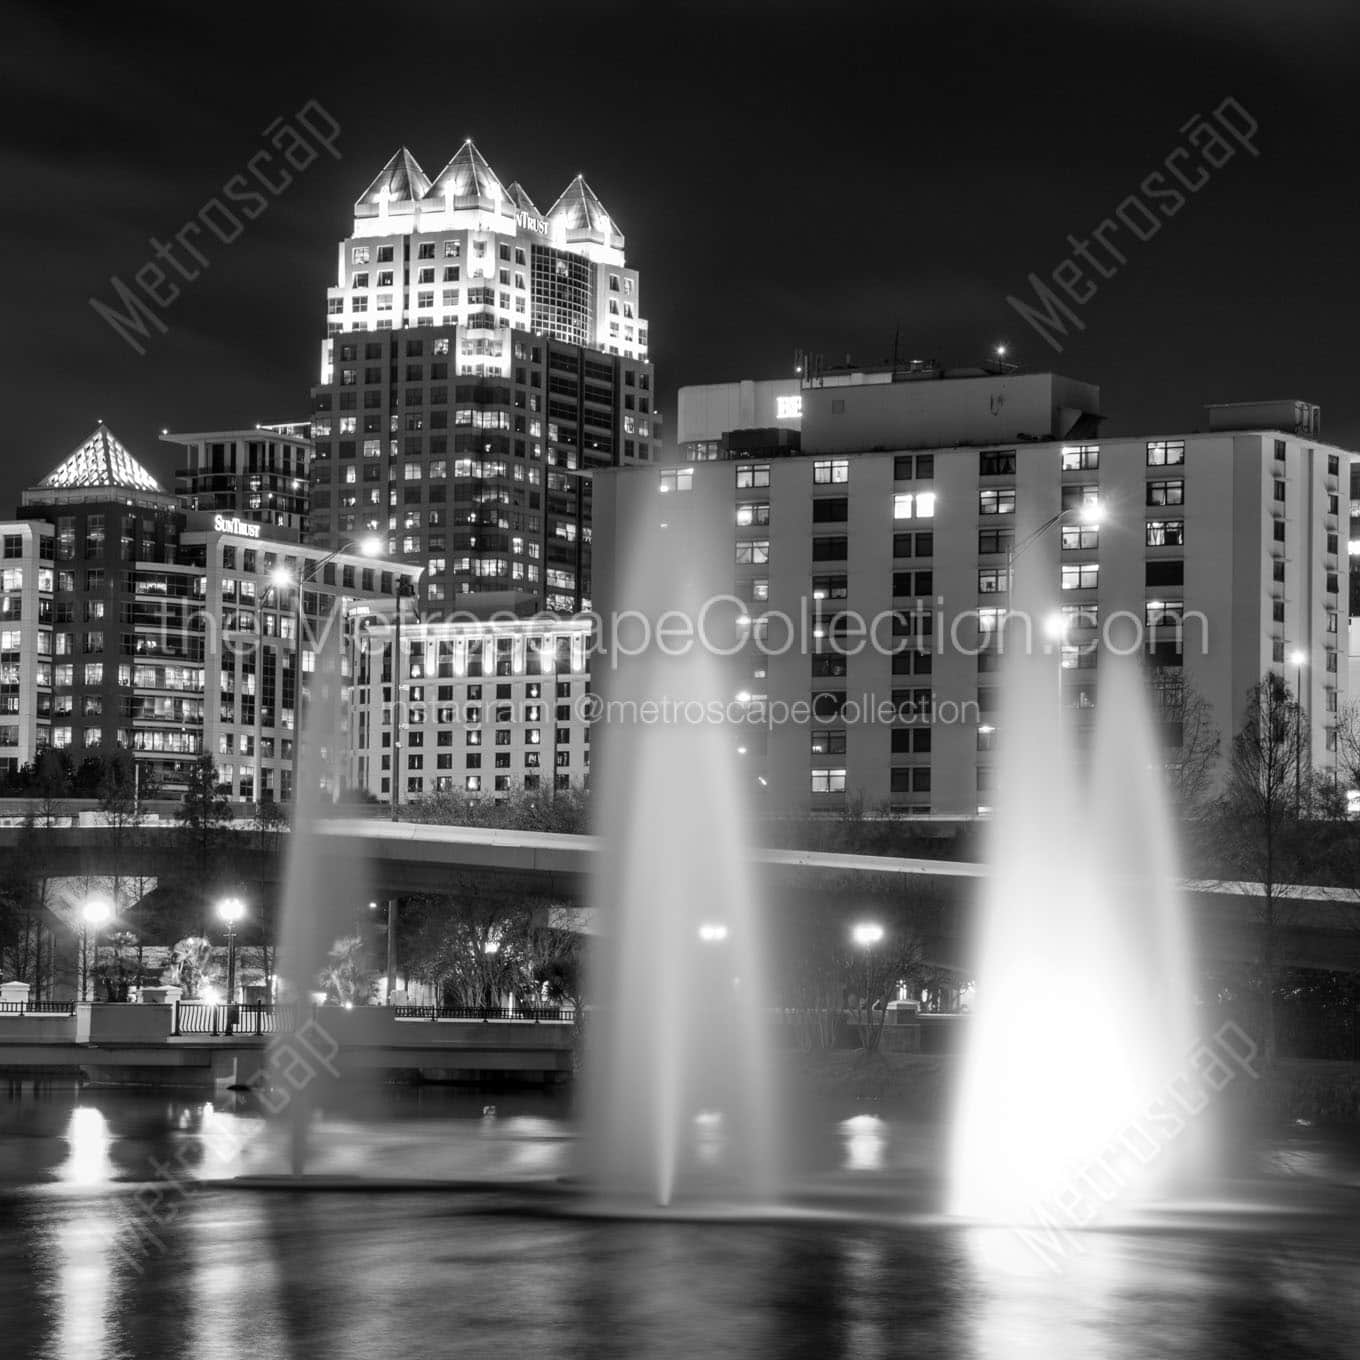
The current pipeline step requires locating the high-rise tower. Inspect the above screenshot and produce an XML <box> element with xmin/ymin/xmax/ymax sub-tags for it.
<box><xmin>309</xmin><ymin>142</ymin><xmax>660</xmax><ymax>615</ymax></box>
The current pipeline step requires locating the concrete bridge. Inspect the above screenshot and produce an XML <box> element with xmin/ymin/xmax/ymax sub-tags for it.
<box><xmin>3</xmin><ymin>819</ymin><xmax>1359</xmax><ymax>974</ymax></box>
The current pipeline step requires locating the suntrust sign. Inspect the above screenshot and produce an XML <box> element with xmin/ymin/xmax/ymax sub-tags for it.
<box><xmin>213</xmin><ymin>514</ymin><xmax>261</xmax><ymax>539</ymax></box>
<box><xmin>515</xmin><ymin>209</ymin><xmax>550</xmax><ymax>236</ymax></box>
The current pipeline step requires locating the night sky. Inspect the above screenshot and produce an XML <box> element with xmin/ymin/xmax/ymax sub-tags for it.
<box><xmin>2</xmin><ymin>0</ymin><xmax>1356</xmax><ymax>498</ymax></box>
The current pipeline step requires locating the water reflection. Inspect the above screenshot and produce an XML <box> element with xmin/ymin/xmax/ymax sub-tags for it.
<box><xmin>189</xmin><ymin>1197</ymin><xmax>289</xmax><ymax>1360</ymax></box>
<box><xmin>39</xmin><ymin>1206</ymin><xmax>120</xmax><ymax>1360</ymax></box>
<box><xmin>840</xmin><ymin>1114</ymin><xmax>887</xmax><ymax>1173</ymax></box>
<box><xmin>59</xmin><ymin>1107</ymin><xmax>114</xmax><ymax>1185</ymax></box>
<box><xmin>4</xmin><ymin>1088</ymin><xmax>1360</xmax><ymax>1359</ymax></box>
<box><xmin>965</xmin><ymin>1227</ymin><xmax>1126</xmax><ymax>1359</ymax></box>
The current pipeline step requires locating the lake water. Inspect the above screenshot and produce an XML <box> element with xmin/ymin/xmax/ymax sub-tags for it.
<box><xmin>2</xmin><ymin>1082</ymin><xmax>1359</xmax><ymax>1359</ymax></box>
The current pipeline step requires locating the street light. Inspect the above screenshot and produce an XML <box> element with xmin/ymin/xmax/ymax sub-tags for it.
<box><xmin>851</xmin><ymin>921</ymin><xmax>883</xmax><ymax>1026</ymax></box>
<box><xmin>1006</xmin><ymin>498</ymin><xmax>1103</xmax><ymax>584</ymax></box>
<box><xmin>81</xmin><ymin>898</ymin><xmax>111</xmax><ymax>1001</ymax></box>
<box><xmin>217</xmin><ymin>896</ymin><xmax>245</xmax><ymax>1034</ymax></box>
<box><xmin>271</xmin><ymin>535</ymin><xmax>382</xmax><ymax>805</ymax></box>
<box><xmin>218</xmin><ymin>896</ymin><xmax>245</xmax><ymax>1001</ymax></box>
<box><xmin>391</xmin><ymin>571</ymin><xmax>422</xmax><ymax>822</ymax></box>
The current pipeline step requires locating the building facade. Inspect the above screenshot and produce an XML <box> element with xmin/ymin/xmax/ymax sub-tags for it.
<box><xmin>5</xmin><ymin>425</ymin><xmax>416</xmax><ymax>799</ymax></box>
<box><xmin>0</xmin><ymin>520</ymin><xmax>54</xmax><ymax>770</ymax></box>
<box><xmin>676</xmin><ymin>376</ymin><xmax>803</xmax><ymax>462</ymax></box>
<box><xmin>310</xmin><ymin>142</ymin><xmax>669</xmax><ymax>617</ymax></box>
<box><xmin>345</xmin><ymin>611</ymin><xmax>593</xmax><ymax>805</ymax></box>
<box><xmin>598</xmin><ymin>376</ymin><xmax>1352</xmax><ymax>817</ymax></box>
<box><xmin>165</xmin><ymin>424</ymin><xmax>313</xmax><ymax>533</ymax></box>
<box><xmin>309</xmin><ymin>143</ymin><xmax>660</xmax><ymax>616</ymax></box>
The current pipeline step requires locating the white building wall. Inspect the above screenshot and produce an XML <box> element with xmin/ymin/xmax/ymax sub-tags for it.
<box><xmin>596</xmin><ymin>419</ymin><xmax>1351</xmax><ymax>817</ymax></box>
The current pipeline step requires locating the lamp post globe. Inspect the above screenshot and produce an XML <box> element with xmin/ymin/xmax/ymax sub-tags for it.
<box><xmin>217</xmin><ymin>897</ymin><xmax>245</xmax><ymax>1026</ymax></box>
<box><xmin>82</xmin><ymin>898</ymin><xmax>111</xmax><ymax>1001</ymax></box>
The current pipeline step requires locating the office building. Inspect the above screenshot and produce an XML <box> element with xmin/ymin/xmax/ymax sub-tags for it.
<box><xmin>598</xmin><ymin>371</ymin><xmax>1351</xmax><ymax>817</ymax></box>
<box><xmin>4</xmin><ymin>424</ymin><xmax>414</xmax><ymax>798</ymax></box>
<box><xmin>309</xmin><ymin>142</ymin><xmax>660</xmax><ymax>616</ymax></box>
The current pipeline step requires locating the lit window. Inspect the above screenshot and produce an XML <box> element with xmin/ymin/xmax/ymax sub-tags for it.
<box><xmin>810</xmin><ymin>768</ymin><xmax>847</xmax><ymax>793</ymax></box>
<box><xmin>1146</xmin><ymin>440</ymin><xmax>1186</xmax><ymax>466</ymax></box>
<box><xmin>813</xmin><ymin>459</ymin><xmax>849</xmax><ymax>485</ymax></box>
<box><xmin>1061</xmin><ymin>563</ymin><xmax>1099</xmax><ymax>590</ymax></box>
<box><xmin>1061</xmin><ymin>524</ymin><xmax>1099</xmax><ymax>550</ymax></box>
<box><xmin>1061</xmin><ymin>444</ymin><xmax>1100</xmax><ymax>471</ymax></box>
<box><xmin>894</xmin><ymin>491</ymin><xmax>936</xmax><ymax>519</ymax></box>
<box><xmin>659</xmin><ymin>468</ymin><xmax>693</xmax><ymax>493</ymax></box>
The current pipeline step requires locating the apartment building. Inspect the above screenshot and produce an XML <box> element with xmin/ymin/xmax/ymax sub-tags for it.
<box><xmin>596</xmin><ymin>371</ymin><xmax>1350</xmax><ymax>816</ymax></box>
<box><xmin>344</xmin><ymin>610</ymin><xmax>592</xmax><ymax>805</ymax></box>
<box><xmin>164</xmin><ymin>423</ymin><xmax>312</xmax><ymax>533</ymax></box>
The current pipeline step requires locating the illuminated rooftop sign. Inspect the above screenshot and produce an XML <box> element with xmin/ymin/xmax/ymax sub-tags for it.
<box><xmin>776</xmin><ymin>395</ymin><xmax>803</xmax><ymax>420</ymax></box>
<box><xmin>516</xmin><ymin>209</ymin><xmax>550</xmax><ymax>236</ymax></box>
<box><xmin>214</xmin><ymin>514</ymin><xmax>261</xmax><ymax>539</ymax></box>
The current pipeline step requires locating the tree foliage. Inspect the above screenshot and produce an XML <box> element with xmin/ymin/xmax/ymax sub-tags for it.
<box><xmin>397</xmin><ymin>877</ymin><xmax>583</xmax><ymax>1009</ymax></box>
<box><xmin>405</xmin><ymin>785</ymin><xmax>590</xmax><ymax>834</ymax></box>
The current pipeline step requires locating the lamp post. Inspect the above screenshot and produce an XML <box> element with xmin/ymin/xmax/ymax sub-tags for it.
<box><xmin>81</xmin><ymin>898</ymin><xmax>111</xmax><ymax>1001</ymax></box>
<box><xmin>271</xmin><ymin>534</ymin><xmax>381</xmax><ymax>807</ymax></box>
<box><xmin>391</xmin><ymin>572</ymin><xmax>421</xmax><ymax>821</ymax></box>
<box><xmin>1290</xmin><ymin>648</ymin><xmax>1307</xmax><ymax>816</ymax></box>
<box><xmin>851</xmin><ymin>921</ymin><xmax>883</xmax><ymax>1020</ymax></box>
<box><xmin>218</xmin><ymin>896</ymin><xmax>244</xmax><ymax>1033</ymax></box>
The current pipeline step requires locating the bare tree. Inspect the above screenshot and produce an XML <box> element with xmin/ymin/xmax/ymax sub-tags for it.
<box><xmin>1149</xmin><ymin>667</ymin><xmax>1222</xmax><ymax>816</ymax></box>
<box><xmin>1213</xmin><ymin>674</ymin><xmax>1310</xmax><ymax>1065</ymax></box>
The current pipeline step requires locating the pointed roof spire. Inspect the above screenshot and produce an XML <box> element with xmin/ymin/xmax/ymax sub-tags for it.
<box><xmin>355</xmin><ymin>147</ymin><xmax>431</xmax><ymax>212</ymax></box>
<box><xmin>426</xmin><ymin>139</ymin><xmax>508</xmax><ymax>211</ymax></box>
<box><xmin>38</xmin><ymin>424</ymin><xmax>165</xmax><ymax>493</ymax></box>
<box><xmin>505</xmin><ymin>181</ymin><xmax>542</xmax><ymax>217</ymax></box>
<box><xmin>546</xmin><ymin>173</ymin><xmax>624</xmax><ymax>248</ymax></box>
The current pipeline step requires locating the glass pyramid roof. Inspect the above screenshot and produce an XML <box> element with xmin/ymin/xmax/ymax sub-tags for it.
<box><xmin>39</xmin><ymin>424</ymin><xmax>165</xmax><ymax>493</ymax></box>
<box><xmin>547</xmin><ymin>174</ymin><xmax>624</xmax><ymax>248</ymax></box>
<box><xmin>355</xmin><ymin>147</ymin><xmax>431</xmax><ymax>209</ymax></box>
<box><xmin>426</xmin><ymin>139</ymin><xmax>508</xmax><ymax>210</ymax></box>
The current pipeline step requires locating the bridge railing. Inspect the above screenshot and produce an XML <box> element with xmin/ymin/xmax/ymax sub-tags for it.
<box><xmin>0</xmin><ymin>1000</ymin><xmax>77</xmax><ymax>1017</ymax></box>
<box><xmin>172</xmin><ymin>1002</ymin><xmax>299</xmax><ymax>1037</ymax></box>
<box><xmin>392</xmin><ymin>1005</ymin><xmax>576</xmax><ymax>1024</ymax></box>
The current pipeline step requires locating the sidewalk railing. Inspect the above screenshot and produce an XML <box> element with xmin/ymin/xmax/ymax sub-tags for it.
<box><xmin>392</xmin><ymin>1005</ymin><xmax>576</xmax><ymax>1023</ymax></box>
<box><xmin>172</xmin><ymin>1001</ymin><xmax>299</xmax><ymax>1037</ymax></box>
<box><xmin>0</xmin><ymin>1000</ymin><xmax>77</xmax><ymax>1017</ymax></box>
